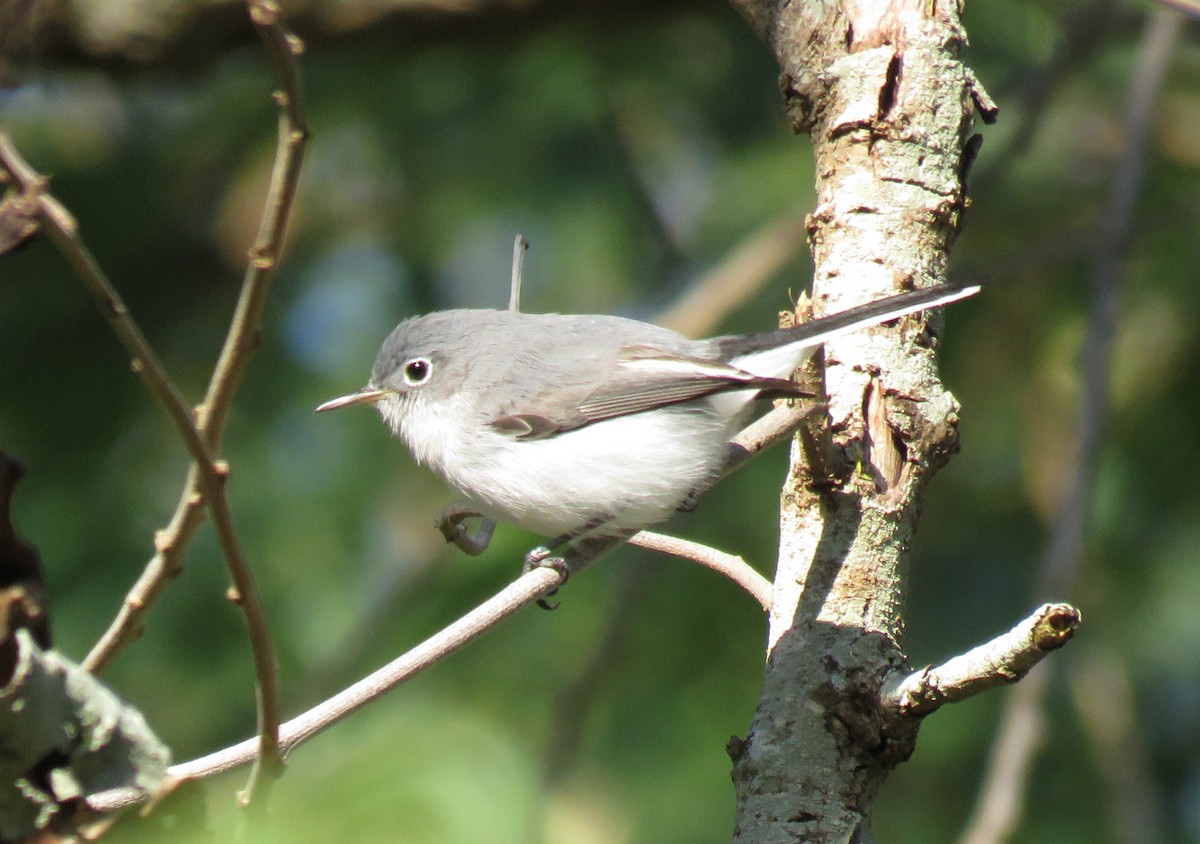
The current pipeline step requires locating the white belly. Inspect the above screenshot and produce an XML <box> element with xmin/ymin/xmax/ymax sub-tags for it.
<box><xmin>392</xmin><ymin>394</ymin><xmax>733</xmax><ymax>538</ymax></box>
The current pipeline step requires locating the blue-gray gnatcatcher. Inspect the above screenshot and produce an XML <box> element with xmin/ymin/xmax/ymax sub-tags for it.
<box><xmin>317</xmin><ymin>282</ymin><xmax>979</xmax><ymax>570</ymax></box>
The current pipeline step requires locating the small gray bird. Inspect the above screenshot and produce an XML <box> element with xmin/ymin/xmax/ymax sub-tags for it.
<box><xmin>317</xmin><ymin>283</ymin><xmax>978</xmax><ymax>564</ymax></box>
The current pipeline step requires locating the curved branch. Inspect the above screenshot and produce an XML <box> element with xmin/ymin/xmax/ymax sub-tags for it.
<box><xmin>629</xmin><ymin>531</ymin><xmax>771</xmax><ymax>611</ymax></box>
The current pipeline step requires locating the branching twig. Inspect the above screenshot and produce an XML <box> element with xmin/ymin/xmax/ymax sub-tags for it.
<box><xmin>81</xmin><ymin>0</ymin><xmax>305</xmax><ymax>802</ymax></box>
<box><xmin>84</xmin><ymin>0</ymin><xmax>309</xmax><ymax>681</ymax></box>
<box><xmin>0</xmin><ymin>0</ymin><xmax>309</xmax><ymax>803</ymax></box>
<box><xmin>85</xmin><ymin>564</ymin><xmax>565</xmax><ymax>814</ymax></box>
<box><xmin>886</xmin><ymin>604</ymin><xmax>1080</xmax><ymax>718</ymax></box>
<box><xmin>629</xmin><ymin>531</ymin><xmax>771</xmax><ymax>611</ymax></box>
<box><xmin>958</xmin><ymin>8</ymin><xmax>1184</xmax><ymax>844</ymax></box>
<box><xmin>0</xmin><ymin>132</ymin><xmax>286</xmax><ymax>801</ymax></box>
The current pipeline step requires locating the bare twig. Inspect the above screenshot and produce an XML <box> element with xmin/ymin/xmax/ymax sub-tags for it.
<box><xmin>886</xmin><ymin>604</ymin><xmax>1080</xmax><ymax>718</ymax></box>
<box><xmin>83</xmin><ymin>475</ymin><xmax>205</xmax><ymax>672</ymax></box>
<box><xmin>0</xmin><ymin>132</ymin><xmax>286</xmax><ymax>800</ymax></box>
<box><xmin>84</xmin><ymin>564</ymin><xmax>565</xmax><ymax>814</ymax></box>
<box><xmin>0</xmin><ymin>0</ymin><xmax>309</xmax><ymax>802</ymax></box>
<box><xmin>83</xmin><ymin>0</ymin><xmax>310</xmax><ymax>683</ymax></box>
<box><xmin>205</xmin><ymin>0</ymin><xmax>309</xmax><ymax>447</ymax></box>
<box><xmin>958</xmin><ymin>8</ymin><xmax>1184</xmax><ymax>844</ymax></box>
<box><xmin>722</xmin><ymin>401</ymin><xmax>809</xmax><ymax>469</ymax></box>
<box><xmin>629</xmin><ymin>531</ymin><xmax>771</xmax><ymax>611</ymax></box>
<box><xmin>80</xmin><ymin>1</ymin><xmax>306</xmax><ymax>801</ymax></box>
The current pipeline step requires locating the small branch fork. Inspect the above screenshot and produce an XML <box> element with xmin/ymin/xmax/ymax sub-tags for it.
<box><xmin>0</xmin><ymin>133</ymin><xmax>284</xmax><ymax>800</ymax></box>
<box><xmin>0</xmin><ymin>0</ymin><xmax>308</xmax><ymax>805</ymax></box>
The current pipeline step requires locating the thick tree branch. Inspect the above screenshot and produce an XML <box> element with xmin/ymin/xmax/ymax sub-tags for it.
<box><xmin>726</xmin><ymin>0</ymin><xmax>997</xmax><ymax>840</ymax></box>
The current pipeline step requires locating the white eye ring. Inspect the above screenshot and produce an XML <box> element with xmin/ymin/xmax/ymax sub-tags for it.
<box><xmin>402</xmin><ymin>357</ymin><xmax>432</xmax><ymax>386</ymax></box>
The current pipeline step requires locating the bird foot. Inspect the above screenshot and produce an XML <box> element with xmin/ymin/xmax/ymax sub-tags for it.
<box><xmin>524</xmin><ymin>545</ymin><xmax>571</xmax><ymax>611</ymax></box>
<box><xmin>435</xmin><ymin>502</ymin><xmax>496</xmax><ymax>556</ymax></box>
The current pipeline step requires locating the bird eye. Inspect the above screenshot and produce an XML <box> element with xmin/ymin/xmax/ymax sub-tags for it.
<box><xmin>403</xmin><ymin>358</ymin><xmax>432</xmax><ymax>386</ymax></box>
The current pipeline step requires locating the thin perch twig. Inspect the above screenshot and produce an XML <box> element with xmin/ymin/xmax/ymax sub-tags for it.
<box><xmin>82</xmin><ymin>395</ymin><xmax>812</xmax><ymax>814</ymax></box>
<box><xmin>84</xmin><ymin>565</ymin><xmax>564</xmax><ymax>814</ymax></box>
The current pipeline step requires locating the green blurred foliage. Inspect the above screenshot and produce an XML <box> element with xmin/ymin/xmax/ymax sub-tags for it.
<box><xmin>2</xmin><ymin>0</ymin><xmax>1200</xmax><ymax>841</ymax></box>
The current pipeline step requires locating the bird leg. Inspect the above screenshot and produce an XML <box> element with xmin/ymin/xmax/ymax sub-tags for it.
<box><xmin>524</xmin><ymin>514</ymin><xmax>614</xmax><ymax>574</ymax></box>
<box><xmin>435</xmin><ymin>502</ymin><xmax>496</xmax><ymax>556</ymax></box>
<box><xmin>523</xmin><ymin>513</ymin><xmax>628</xmax><ymax>607</ymax></box>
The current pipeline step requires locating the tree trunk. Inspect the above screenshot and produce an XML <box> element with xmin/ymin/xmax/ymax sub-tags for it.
<box><xmin>727</xmin><ymin>1</ymin><xmax>992</xmax><ymax>840</ymax></box>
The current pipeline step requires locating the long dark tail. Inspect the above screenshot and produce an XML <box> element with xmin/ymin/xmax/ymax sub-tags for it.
<box><xmin>714</xmin><ymin>281</ymin><xmax>982</xmax><ymax>360</ymax></box>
